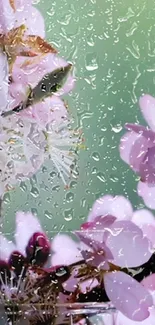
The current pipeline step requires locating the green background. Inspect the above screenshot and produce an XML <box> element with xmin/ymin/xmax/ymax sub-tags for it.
<box><xmin>2</xmin><ymin>0</ymin><xmax>155</xmax><ymax>238</ymax></box>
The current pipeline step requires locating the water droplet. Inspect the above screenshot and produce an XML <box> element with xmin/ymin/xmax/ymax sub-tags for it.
<box><xmin>64</xmin><ymin>208</ymin><xmax>73</xmax><ymax>221</ymax></box>
<box><xmin>81</xmin><ymin>198</ymin><xmax>86</xmax><ymax>208</ymax></box>
<box><xmin>52</xmin><ymin>185</ymin><xmax>60</xmax><ymax>192</ymax></box>
<box><xmin>79</xmin><ymin>215</ymin><xmax>85</xmax><ymax>221</ymax></box>
<box><xmin>3</xmin><ymin>192</ymin><xmax>11</xmax><ymax>204</ymax></box>
<box><xmin>30</xmin><ymin>175</ymin><xmax>37</xmax><ymax>187</ymax></box>
<box><xmin>30</xmin><ymin>187</ymin><xmax>39</xmax><ymax>198</ymax></box>
<box><xmin>85</xmin><ymin>53</ymin><xmax>98</xmax><ymax>71</ymax></box>
<box><xmin>70</xmin><ymin>180</ymin><xmax>77</xmax><ymax>189</ymax></box>
<box><xmin>110</xmin><ymin>175</ymin><xmax>119</xmax><ymax>183</ymax></box>
<box><xmin>49</xmin><ymin>171</ymin><xmax>56</xmax><ymax>179</ymax></box>
<box><xmin>92</xmin><ymin>152</ymin><xmax>100</xmax><ymax>162</ymax></box>
<box><xmin>44</xmin><ymin>210</ymin><xmax>53</xmax><ymax>220</ymax></box>
<box><xmin>92</xmin><ymin>167</ymin><xmax>97</xmax><ymax>174</ymax></box>
<box><xmin>66</xmin><ymin>192</ymin><xmax>74</xmax><ymax>203</ymax></box>
<box><xmin>111</xmin><ymin>124</ymin><xmax>123</xmax><ymax>133</ymax></box>
<box><xmin>20</xmin><ymin>181</ymin><xmax>27</xmax><ymax>192</ymax></box>
<box><xmin>97</xmin><ymin>172</ymin><xmax>106</xmax><ymax>183</ymax></box>
<box><xmin>31</xmin><ymin>208</ymin><xmax>38</xmax><ymax>215</ymax></box>
<box><xmin>42</xmin><ymin>166</ymin><xmax>47</xmax><ymax>173</ymax></box>
<box><xmin>57</xmin><ymin>13</ymin><xmax>71</xmax><ymax>26</ymax></box>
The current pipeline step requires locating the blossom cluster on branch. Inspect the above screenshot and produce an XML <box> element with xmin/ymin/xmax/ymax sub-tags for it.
<box><xmin>0</xmin><ymin>1</ymin><xmax>155</xmax><ymax>325</ymax></box>
<box><xmin>0</xmin><ymin>0</ymin><xmax>81</xmax><ymax>197</ymax></box>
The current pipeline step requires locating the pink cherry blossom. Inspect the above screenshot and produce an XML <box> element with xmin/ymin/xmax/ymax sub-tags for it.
<box><xmin>119</xmin><ymin>94</ymin><xmax>155</xmax><ymax>209</ymax></box>
<box><xmin>51</xmin><ymin>195</ymin><xmax>154</xmax><ymax>321</ymax></box>
<box><xmin>88</xmin><ymin>194</ymin><xmax>155</xmax><ymax>248</ymax></box>
<box><xmin>0</xmin><ymin>211</ymin><xmax>76</xmax><ymax>325</ymax></box>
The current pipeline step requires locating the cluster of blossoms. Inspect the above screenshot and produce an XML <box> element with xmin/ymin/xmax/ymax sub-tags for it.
<box><xmin>0</xmin><ymin>0</ymin><xmax>81</xmax><ymax>197</ymax></box>
<box><xmin>1</xmin><ymin>196</ymin><xmax>155</xmax><ymax>325</ymax></box>
<box><xmin>1</xmin><ymin>1</ymin><xmax>155</xmax><ymax>325</ymax></box>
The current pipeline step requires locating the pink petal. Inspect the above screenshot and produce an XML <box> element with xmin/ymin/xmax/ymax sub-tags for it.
<box><xmin>51</xmin><ymin>234</ymin><xmax>82</xmax><ymax>266</ymax></box>
<box><xmin>77</xmin><ymin>215</ymin><xmax>116</xmax><ymax>245</ymax></box>
<box><xmin>0</xmin><ymin>235</ymin><xmax>15</xmax><ymax>262</ymax></box>
<box><xmin>9</xmin><ymin>82</ymin><xmax>27</xmax><ymax>109</ymax></box>
<box><xmin>125</xmin><ymin>123</ymin><xmax>155</xmax><ymax>145</ymax></box>
<box><xmin>119</xmin><ymin>131</ymin><xmax>149</xmax><ymax>172</ymax></box>
<box><xmin>132</xmin><ymin>209</ymin><xmax>155</xmax><ymax>245</ymax></box>
<box><xmin>104</xmin><ymin>271</ymin><xmax>153</xmax><ymax>321</ymax></box>
<box><xmin>88</xmin><ymin>195</ymin><xmax>133</xmax><ymax>221</ymax></box>
<box><xmin>139</xmin><ymin>95</ymin><xmax>155</xmax><ymax>131</ymax></box>
<box><xmin>19</xmin><ymin>96</ymin><xmax>68</xmax><ymax>127</ymax></box>
<box><xmin>26</xmin><ymin>232</ymin><xmax>50</xmax><ymax>266</ymax></box>
<box><xmin>142</xmin><ymin>274</ymin><xmax>155</xmax><ymax>291</ymax></box>
<box><xmin>0</xmin><ymin>52</ymin><xmax>9</xmax><ymax>113</ymax></box>
<box><xmin>106</xmin><ymin>220</ymin><xmax>152</xmax><ymax>267</ymax></box>
<box><xmin>0</xmin><ymin>0</ymin><xmax>15</xmax><ymax>33</ymax></box>
<box><xmin>137</xmin><ymin>146</ymin><xmax>155</xmax><ymax>184</ymax></box>
<box><xmin>137</xmin><ymin>181</ymin><xmax>155</xmax><ymax>209</ymax></box>
<box><xmin>8</xmin><ymin>251</ymin><xmax>27</xmax><ymax>276</ymax></box>
<box><xmin>14</xmin><ymin>0</ymin><xmax>32</xmax><ymax>9</ymax></box>
<box><xmin>132</xmin><ymin>209</ymin><xmax>155</xmax><ymax>227</ymax></box>
<box><xmin>116</xmin><ymin>309</ymin><xmax>155</xmax><ymax>325</ymax></box>
<box><xmin>16</xmin><ymin>53</ymin><xmax>72</xmax><ymax>90</ymax></box>
<box><xmin>14</xmin><ymin>6</ymin><xmax>45</xmax><ymax>38</ymax></box>
<box><xmin>15</xmin><ymin>211</ymin><xmax>42</xmax><ymax>254</ymax></box>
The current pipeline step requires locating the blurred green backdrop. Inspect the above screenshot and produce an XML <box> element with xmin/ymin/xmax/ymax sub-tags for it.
<box><xmin>2</xmin><ymin>0</ymin><xmax>155</xmax><ymax>237</ymax></box>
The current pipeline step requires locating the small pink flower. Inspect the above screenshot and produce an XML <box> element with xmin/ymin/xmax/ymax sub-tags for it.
<box><xmin>51</xmin><ymin>195</ymin><xmax>154</xmax><ymax>321</ymax></box>
<box><xmin>0</xmin><ymin>211</ymin><xmax>76</xmax><ymax>325</ymax></box>
<box><xmin>88</xmin><ymin>194</ymin><xmax>155</xmax><ymax>250</ymax></box>
<box><xmin>119</xmin><ymin>94</ymin><xmax>155</xmax><ymax>209</ymax></box>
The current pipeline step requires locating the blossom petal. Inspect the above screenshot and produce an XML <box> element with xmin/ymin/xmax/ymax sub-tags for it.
<box><xmin>17</xmin><ymin>53</ymin><xmax>73</xmax><ymax>90</ymax></box>
<box><xmin>0</xmin><ymin>0</ymin><xmax>15</xmax><ymax>33</ymax></box>
<box><xmin>51</xmin><ymin>234</ymin><xmax>82</xmax><ymax>266</ymax></box>
<box><xmin>26</xmin><ymin>232</ymin><xmax>50</xmax><ymax>266</ymax></box>
<box><xmin>125</xmin><ymin>123</ymin><xmax>155</xmax><ymax>145</ymax></box>
<box><xmin>132</xmin><ymin>209</ymin><xmax>155</xmax><ymax>227</ymax></box>
<box><xmin>139</xmin><ymin>94</ymin><xmax>155</xmax><ymax>131</ymax></box>
<box><xmin>137</xmin><ymin>181</ymin><xmax>155</xmax><ymax>209</ymax></box>
<box><xmin>14</xmin><ymin>6</ymin><xmax>45</xmax><ymax>38</ymax></box>
<box><xmin>8</xmin><ymin>251</ymin><xmax>27</xmax><ymax>276</ymax></box>
<box><xmin>106</xmin><ymin>220</ymin><xmax>152</xmax><ymax>267</ymax></box>
<box><xmin>116</xmin><ymin>309</ymin><xmax>155</xmax><ymax>325</ymax></box>
<box><xmin>104</xmin><ymin>271</ymin><xmax>153</xmax><ymax>321</ymax></box>
<box><xmin>0</xmin><ymin>52</ymin><xmax>9</xmax><ymax>113</ymax></box>
<box><xmin>88</xmin><ymin>195</ymin><xmax>133</xmax><ymax>221</ymax></box>
<box><xmin>142</xmin><ymin>274</ymin><xmax>155</xmax><ymax>291</ymax></box>
<box><xmin>76</xmin><ymin>215</ymin><xmax>116</xmax><ymax>245</ymax></box>
<box><xmin>119</xmin><ymin>131</ymin><xmax>149</xmax><ymax>172</ymax></box>
<box><xmin>132</xmin><ymin>209</ymin><xmax>155</xmax><ymax>245</ymax></box>
<box><xmin>15</xmin><ymin>211</ymin><xmax>42</xmax><ymax>254</ymax></box>
<box><xmin>0</xmin><ymin>235</ymin><xmax>15</xmax><ymax>262</ymax></box>
<box><xmin>14</xmin><ymin>0</ymin><xmax>32</xmax><ymax>10</ymax></box>
<box><xmin>19</xmin><ymin>96</ymin><xmax>68</xmax><ymax>127</ymax></box>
